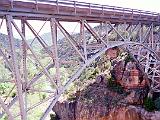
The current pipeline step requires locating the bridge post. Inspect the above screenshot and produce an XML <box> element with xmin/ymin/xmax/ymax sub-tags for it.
<box><xmin>81</xmin><ymin>20</ymin><xmax>87</xmax><ymax>61</ymax></box>
<box><xmin>6</xmin><ymin>15</ymin><xmax>26</xmax><ymax>120</ymax></box>
<box><xmin>151</xmin><ymin>23</ymin><xmax>154</xmax><ymax>49</ymax></box>
<box><xmin>21</xmin><ymin>19</ymin><xmax>28</xmax><ymax>119</ymax></box>
<box><xmin>105</xmin><ymin>21</ymin><xmax>109</xmax><ymax>45</ymax></box>
<box><xmin>50</xmin><ymin>18</ymin><xmax>61</xmax><ymax>88</ymax></box>
<box><xmin>139</xmin><ymin>23</ymin><xmax>142</xmax><ymax>42</ymax></box>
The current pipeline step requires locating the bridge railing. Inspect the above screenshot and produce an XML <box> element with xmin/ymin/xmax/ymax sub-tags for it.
<box><xmin>13</xmin><ymin>0</ymin><xmax>160</xmax><ymax>18</ymax></box>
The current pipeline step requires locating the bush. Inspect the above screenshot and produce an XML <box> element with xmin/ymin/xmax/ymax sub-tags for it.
<box><xmin>144</xmin><ymin>97</ymin><xmax>155</xmax><ymax>111</ymax></box>
<box><xmin>107</xmin><ymin>78</ymin><xmax>124</xmax><ymax>94</ymax></box>
<box><xmin>125</xmin><ymin>54</ymin><xmax>134</xmax><ymax>63</ymax></box>
<box><xmin>50</xmin><ymin>114</ymin><xmax>57</xmax><ymax>120</ymax></box>
<box><xmin>0</xmin><ymin>83</ymin><xmax>12</xmax><ymax>95</ymax></box>
<box><xmin>67</xmin><ymin>94</ymin><xmax>77</xmax><ymax>101</ymax></box>
<box><xmin>154</xmin><ymin>97</ymin><xmax>160</xmax><ymax>111</ymax></box>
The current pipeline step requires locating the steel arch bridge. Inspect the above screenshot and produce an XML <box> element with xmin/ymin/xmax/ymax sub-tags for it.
<box><xmin>0</xmin><ymin>0</ymin><xmax>160</xmax><ymax>120</ymax></box>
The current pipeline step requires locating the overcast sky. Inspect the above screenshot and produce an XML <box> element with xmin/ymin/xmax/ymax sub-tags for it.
<box><xmin>76</xmin><ymin>0</ymin><xmax>160</xmax><ymax>12</ymax></box>
<box><xmin>0</xmin><ymin>0</ymin><xmax>160</xmax><ymax>39</ymax></box>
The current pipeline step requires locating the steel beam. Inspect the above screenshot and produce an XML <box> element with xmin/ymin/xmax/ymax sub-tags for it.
<box><xmin>55</xmin><ymin>20</ymin><xmax>85</xmax><ymax>61</ymax></box>
<box><xmin>84</xmin><ymin>20</ymin><xmax>108</xmax><ymax>46</ymax></box>
<box><xmin>27</xmin><ymin>63</ymin><xmax>54</xmax><ymax>88</ymax></box>
<box><xmin>108</xmin><ymin>22</ymin><xmax>127</xmax><ymax>41</ymax></box>
<box><xmin>50</xmin><ymin>18</ymin><xmax>61</xmax><ymax>87</ymax></box>
<box><xmin>24</xmin><ymin>20</ymin><xmax>53</xmax><ymax>57</ymax></box>
<box><xmin>0</xmin><ymin>96</ymin><xmax>18</xmax><ymax>119</ymax></box>
<box><xmin>81</xmin><ymin>20</ymin><xmax>87</xmax><ymax>61</ymax></box>
<box><xmin>6</xmin><ymin>15</ymin><xmax>26</xmax><ymax>120</ymax></box>
<box><xmin>0</xmin><ymin>97</ymin><xmax>14</xmax><ymax>120</ymax></box>
<box><xmin>21</xmin><ymin>19</ymin><xmax>28</xmax><ymax>119</ymax></box>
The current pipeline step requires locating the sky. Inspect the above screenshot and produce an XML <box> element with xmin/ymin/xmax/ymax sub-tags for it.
<box><xmin>0</xmin><ymin>0</ymin><xmax>160</xmax><ymax>39</ymax></box>
<box><xmin>76</xmin><ymin>0</ymin><xmax>160</xmax><ymax>12</ymax></box>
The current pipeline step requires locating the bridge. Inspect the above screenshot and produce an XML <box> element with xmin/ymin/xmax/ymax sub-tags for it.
<box><xmin>0</xmin><ymin>0</ymin><xmax>160</xmax><ymax>120</ymax></box>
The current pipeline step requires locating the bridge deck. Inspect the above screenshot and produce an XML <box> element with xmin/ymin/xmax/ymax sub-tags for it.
<box><xmin>0</xmin><ymin>0</ymin><xmax>160</xmax><ymax>25</ymax></box>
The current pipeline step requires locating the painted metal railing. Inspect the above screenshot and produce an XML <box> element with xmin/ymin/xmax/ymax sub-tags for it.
<box><xmin>12</xmin><ymin>0</ymin><xmax>160</xmax><ymax>18</ymax></box>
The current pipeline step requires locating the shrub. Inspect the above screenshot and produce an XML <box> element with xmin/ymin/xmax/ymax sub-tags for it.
<box><xmin>154</xmin><ymin>97</ymin><xmax>160</xmax><ymax>111</ymax></box>
<box><xmin>144</xmin><ymin>97</ymin><xmax>155</xmax><ymax>111</ymax></box>
<box><xmin>107</xmin><ymin>78</ymin><xmax>124</xmax><ymax>94</ymax></box>
<box><xmin>67</xmin><ymin>94</ymin><xmax>77</xmax><ymax>101</ymax></box>
<box><xmin>125</xmin><ymin>54</ymin><xmax>134</xmax><ymax>63</ymax></box>
<box><xmin>50</xmin><ymin>114</ymin><xmax>57</xmax><ymax>120</ymax></box>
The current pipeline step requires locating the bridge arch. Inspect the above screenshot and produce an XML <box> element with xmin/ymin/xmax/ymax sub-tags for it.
<box><xmin>39</xmin><ymin>41</ymin><xmax>160</xmax><ymax>119</ymax></box>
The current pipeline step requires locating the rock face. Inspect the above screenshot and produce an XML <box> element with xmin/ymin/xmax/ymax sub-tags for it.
<box><xmin>53</xmin><ymin>81</ymin><xmax>150</xmax><ymax>120</ymax></box>
<box><xmin>101</xmin><ymin>106</ymin><xmax>142</xmax><ymax>120</ymax></box>
<box><xmin>53</xmin><ymin>101</ymin><xmax>76</xmax><ymax>120</ymax></box>
<box><xmin>102</xmin><ymin>106</ymin><xmax>160</xmax><ymax>120</ymax></box>
<box><xmin>75</xmin><ymin>82</ymin><xmax>126</xmax><ymax>120</ymax></box>
<box><xmin>53</xmin><ymin>82</ymin><xmax>126</xmax><ymax>120</ymax></box>
<box><xmin>112</xmin><ymin>60</ymin><xmax>148</xmax><ymax>88</ymax></box>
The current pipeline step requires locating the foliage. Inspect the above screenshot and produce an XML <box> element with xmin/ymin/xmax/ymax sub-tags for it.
<box><xmin>143</xmin><ymin>97</ymin><xmax>155</xmax><ymax>111</ymax></box>
<box><xmin>0</xmin><ymin>115</ymin><xmax>8</xmax><ymax>120</ymax></box>
<box><xmin>67</xmin><ymin>94</ymin><xmax>77</xmax><ymax>101</ymax></box>
<box><xmin>50</xmin><ymin>114</ymin><xmax>60</xmax><ymax>120</ymax></box>
<box><xmin>49</xmin><ymin>67</ymin><xmax>70</xmax><ymax>86</ymax></box>
<box><xmin>0</xmin><ymin>60</ymin><xmax>12</xmax><ymax>80</ymax></box>
<box><xmin>107</xmin><ymin>78</ymin><xmax>124</xmax><ymax>94</ymax></box>
<box><xmin>154</xmin><ymin>97</ymin><xmax>160</xmax><ymax>111</ymax></box>
<box><xmin>125</xmin><ymin>54</ymin><xmax>134</xmax><ymax>63</ymax></box>
<box><xmin>76</xmin><ymin>66</ymin><xmax>99</xmax><ymax>90</ymax></box>
<box><xmin>0</xmin><ymin>83</ymin><xmax>12</xmax><ymax>95</ymax></box>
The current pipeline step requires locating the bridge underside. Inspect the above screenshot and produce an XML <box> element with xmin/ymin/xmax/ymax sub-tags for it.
<box><xmin>0</xmin><ymin>0</ymin><xmax>160</xmax><ymax>120</ymax></box>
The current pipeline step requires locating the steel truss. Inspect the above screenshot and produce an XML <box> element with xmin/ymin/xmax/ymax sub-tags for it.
<box><xmin>0</xmin><ymin>2</ymin><xmax>160</xmax><ymax>120</ymax></box>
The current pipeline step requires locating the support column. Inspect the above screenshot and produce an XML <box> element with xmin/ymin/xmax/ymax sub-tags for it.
<box><xmin>50</xmin><ymin>18</ymin><xmax>61</xmax><ymax>87</ymax></box>
<box><xmin>6</xmin><ymin>15</ymin><xmax>26</xmax><ymax>120</ymax></box>
<box><xmin>21</xmin><ymin>19</ymin><xmax>28</xmax><ymax>119</ymax></box>
<box><xmin>81</xmin><ymin>20</ymin><xmax>87</xmax><ymax>61</ymax></box>
<box><xmin>99</xmin><ymin>22</ymin><xmax>103</xmax><ymax>42</ymax></box>
<box><xmin>105</xmin><ymin>21</ymin><xmax>109</xmax><ymax>45</ymax></box>
<box><xmin>151</xmin><ymin>23</ymin><xmax>154</xmax><ymax>49</ymax></box>
<box><xmin>139</xmin><ymin>23</ymin><xmax>142</xmax><ymax>43</ymax></box>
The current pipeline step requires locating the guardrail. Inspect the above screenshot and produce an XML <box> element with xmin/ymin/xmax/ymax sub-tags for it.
<box><xmin>12</xmin><ymin>0</ymin><xmax>160</xmax><ymax>18</ymax></box>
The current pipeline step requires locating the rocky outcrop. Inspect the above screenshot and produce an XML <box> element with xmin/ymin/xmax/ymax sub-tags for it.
<box><xmin>53</xmin><ymin>100</ymin><xmax>160</xmax><ymax>120</ymax></box>
<box><xmin>53</xmin><ymin>101</ymin><xmax>76</xmax><ymax>120</ymax></box>
<box><xmin>53</xmin><ymin>82</ymin><xmax>126</xmax><ymax>120</ymax></box>
<box><xmin>52</xmin><ymin>54</ymin><xmax>153</xmax><ymax>120</ymax></box>
<box><xmin>53</xmin><ymin>81</ymin><xmax>149</xmax><ymax>120</ymax></box>
<box><xmin>101</xmin><ymin>106</ymin><xmax>142</xmax><ymax>120</ymax></box>
<box><xmin>75</xmin><ymin>82</ymin><xmax>126</xmax><ymax>120</ymax></box>
<box><xmin>111</xmin><ymin>60</ymin><xmax>148</xmax><ymax>89</ymax></box>
<box><xmin>102</xmin><ymin>105</ymin><xmax>160</xmax><ymax>120</ymax></box>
